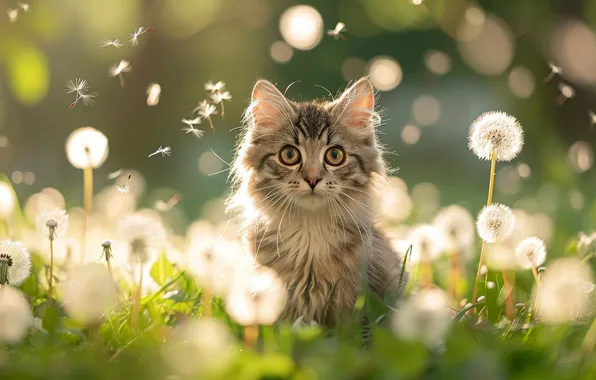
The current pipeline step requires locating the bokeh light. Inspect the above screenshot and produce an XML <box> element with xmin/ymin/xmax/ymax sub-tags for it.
<box><xmin>568</xmin><ymin>141</ymin><xmax>594</xmax><ymax>173</ymax></box>
<box><xmin>198</xmin><ymin>151</ymin><xmax>224</xmax><ymax>176</ymax></box>
<box><xmin>341</xmin><ymin>57</ymin><xmax>366</xmax><ymax>81</ymax></box>
<box><xmin>367</xmin><ymin>56</ymin><xmax>402</xmax><ymax>91</ymax></box>
<box><xmin>508</xmin><ymin>66</ymin><xmax>535</xmax><ymax>98</ymax></box>
<box><xmin>402</xmin><ymin>124</ymin><xmax>421</xmax><ymax>145</ymax></box>
<box><xmin>412</xmin><ymin>95</ymin><xmax>441</xmax><ymax>126</ymax></box>
<box><xmin>0</xmin><ymin>182</ymin><xmax>16</xmax><ymax>217</ymax></box>
<box><xmin>424</xmin><ymin>50</ymin><xmax>451</xmax><ymax>76</ymax></box>
<box><xmin>270</xmin><ymin>41</ymin><xmax>293</xmax><ymax>63</ymax></box>
<box><xmin>458</xmin><ymin>16</ymin><xmax>514</xmax><ymax>76</ymax></box>
<box><xmin>550</xmin><ymin>20</ymin><xmax>596</xmax><ymax>85</ymax></box>
<box><xmin>279</xmin><ymin>5</ymin><xmax>324</xmax><ymax>50</ymax></box>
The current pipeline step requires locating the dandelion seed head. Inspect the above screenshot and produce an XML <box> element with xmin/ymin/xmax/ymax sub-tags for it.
<box><xmin>61</xmin><ymin>263</ymin><xmax>116</xmax><ymax>325</ymax></box>
<box><xmin>515</xmin><ymin>236</ymin><xmax>546</xmax><ymax>269</ymax></box>
<box><xmin>0</xmin><ymin>182</ymin><xmax>16</xmax><ymax>217</ymax></box>
<box><xmin>476</xmin><ymin>203</ymin><xmax>515</xmax><ymax>243</ymax></box>
<box><xmin>0</xmin><ymin>240</ymin><xmax>31</xmax><ymax>286</ymax></box>
<box><xmin>433</xmin><ymin>205</ymin><xmax>475</xmax><ymax>256</ymax></box>
<box><xmin>118</xmin><ymin>214</ymin><xmax>166</xmax><ymax>263</ymax></box>
<box><xmin>480</xmin><ymin>265</ymin><xmax>488</xmax><ymax>275</ymax></box>
<box><xmin>65</xmin><ymin>127</ymin><xmax>109</xmax><ymax>169</ymax></box>
<box><xmin>0</xmin><ymin>287</ymin><xmax>32</xmax><ymax>343</ymax></box>
<box><xmin>36</xmin><ymin>208</ymin><xmax>69</xmax><ymax>240</ymax></box>
<box><xmin>161</xmin><ymin>318</ymin><xmax>235</xmax><ymax>377</ymax></box>
<box><xmin>469</xmin><ymin>111</ymin><xmax>524</xmax><ymax>161</ymax></box>
<box><xmin>391</xmin><ymin>288</ymin><xmax>452</xmax><ymax>348</ymax></box>
<box><xmin>101</xmin><ymin>240</ymin><xmax>112</xmax><ymax>248</ymax></box>
<box><xmin>406</xmin><ymin>224</ymin><xmax>447</xmax><ymax>264</ymax></box>
<box><xmin>536</xmin><ymin>258</ymin><xmax>594</xmax><ymax>324</ymax></box>
<box><xmin>226</xmin><ymin>266</ymin><xmax>286</xmax><ymax>325</ymax></box>
<box><xmin>205</xmin><ymin>81</ymin><xmax>226</xmax><ymax>92</ymax></box>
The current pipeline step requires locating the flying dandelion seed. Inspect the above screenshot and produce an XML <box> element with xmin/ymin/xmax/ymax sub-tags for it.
<box><xmin>17</xmin><ymin>2</ymin><xmax>29</xmax><ymax>11</ymax></box>
<box><xmin>181</xmin><ymin>117</ymin><xmax>203</xmax><ymax>139</ymax></box>
<box><xmin>0</xmin><ymin>239</ymin><xmax>32</xmax><ymax>286</ymax></box>
<box><xmin>115</xmin><ymin>174</ymin><xmax>132</xmax><ymax>194</ymax></box>
<box><xmin>210</xmin><ymin>91</ymin><xmax>231</xmax><ymax>118</ymax></box>
<box><xmin>0</xmin><ymin>287</ymin><xmax>32</xmax><ymax>343</ymax></box>
<box><xmin>556</xmin><ymin>83</ymin><xmax>575</xmax><ymax>105</ymax></box>
<box><xmin>195</xmin><ymin>101</ymin><xmax>217</xmax><ymax>132</ymax></box>
<box><xmin>146</xmin><ymin>83</ymin><xmax>161</xmax><ymax>106</ymax></box>
<box><xmin>155</xmin><ymin>194</ymin><xmax>181</xmax><ymax>211</ymax></box>
<box><xmin>544</xmin><ymin>62</ymin><xmax>561</xmax><ymax>82</ymax></box>
<box><xmin>476</xmin><ymin>203</ymin><xmax>515</xmax><ymax>243</ymax></box>
<box><xmin>327</xmin><ymin>22</ymin><xmax>347</xmax><ymax>40</ymax></box>
<box><xmin>148</xmin><ymin>146</ymin><xmax>171</xmax><ymax>158</ymax></box>
<box><xmin>468</xmin><ymin>111</ymin><xmax>524</xmax><ymax>162</ymax></box>
<box><xmin>7</xmin><ymin>8</ymin><xmax>19</xmax><ymax>22</ymax></box>
<box><xmin>205</xmin><ymin>81</ymin><xmax>226</xmax><ymax>93</ymax></box>
<box><xmin>109</xmin><ymin>60</ymin><xmax>131</xmax><ymax>87</ymax></box>
<box><xmin>65</xmin><ymin>78</ymin><xmax>97</xmax><ymax>108</ymax></box>
<box><xmin>129</xmin><ymin>26</ymin><xmax>154</xmax><ymax>46</ymax></box>
<box><xmin>36</xmin><ymin>209</ymin><xmax>69</xmax><ymax>240</ymax></box>
<box><xmin>99</xmin><ymin>37</ymin><xmax>123</xmax><ymax>49</ymax></box>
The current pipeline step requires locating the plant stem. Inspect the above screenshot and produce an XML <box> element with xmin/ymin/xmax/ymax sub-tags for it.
<box><xmin>48</xmin><ymin>238</ymin><xmax>54</xmax><ymax>304</ymax></box>
<box><xmin>244</xmin><ymin>324</ymin><xmax>259</xmax><ymax>347</ymax></box>
<box><xmin>83</xmin><ymin>166</ymin><xmax>93</xmax><ymax>264</ymax></box>
<box><xmin>472</xmin><ymin>151</ymin><xmax>497</xmax><ymax>303</ymax></box>
<box><xmin>531</xmin><ymin>266</ymin><xmax>540</xmax><ymax>286</ymax></box>
<box><xmin>582</xmin><ymin>316</ymin><xmax>596</xmax><ymax>355</ymax></box>
<box><xmin>131</xmin><ymin>261</ymin><xmax>143</xmax><ymax>329</ymax></box>
<box><xmin>202</xmin><ymin>286</ymin><xmax>212</xmax><ymax>317</ymax></box>
<box><xmin>104</xmin><ymin>248</ymin><xmax>118</xmax><ymax>301</ymax></box>
<box><xmin>422</xmin><ymin>262</ymin><xmax>433</xmax><ymax>288</ymax></box>
<box><xmin>220</xmin><ymin>102</ymin><xmax>225</xmax><ymax>119</ymax></box>
<box><xmin>501</xmin><ymin>269</ymin><xmax>514</xmax><ymax>318</ymax></box>
<box><xmin>450</xmin><ymin>251</ymin><xmax>460</xmax><ymax>300</ymax></box>
<box><xmin>207</xmin><ymin>116</ymin><xmax>215</xmax><ymax>132</ymax></box>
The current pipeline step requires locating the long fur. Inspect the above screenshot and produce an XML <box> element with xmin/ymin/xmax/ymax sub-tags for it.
<box><xmin>226</xmin><ymin>78</ymin><xmax>407</xmax><ymax>324</ymax></box>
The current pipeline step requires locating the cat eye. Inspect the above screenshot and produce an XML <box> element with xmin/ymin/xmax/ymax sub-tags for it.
<box><xmin>279</xmin><ymin>145</ymin><xmax>301</xmax><ymax>166</ymax></box>
<box><xmin>324</xmin><ymin>146</ymin><xmax>346</xmax><ymax>166</ymax></box>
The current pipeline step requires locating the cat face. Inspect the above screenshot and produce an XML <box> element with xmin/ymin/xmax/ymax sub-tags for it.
<box><xmin>234</xmin><ymin>78</ymin><xmax>385</xmax><ymax>212</ymax></box>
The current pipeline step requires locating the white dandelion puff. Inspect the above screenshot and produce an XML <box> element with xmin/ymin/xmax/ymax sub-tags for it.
<box><xmin>226</xmin><ymin>266</ymin><xmax>287</xmax><ymax>326</ymax></box>
<box><xmin>406</xmin><ymin>224</ymin><xmax>447</xmax><ymax>264</ymax></box>
<box><xmin>61</xmin><ymin>263</ymin><xmax>116</xmax><ymax>325</ymax></box>
<box><xmin>99</xmin><ymin>37</ymin><xmax>123</xmax><ymax>49</ymax></box>
<box><xmin>118</xmin><ymin>214</ymin><xmax>166</xmax><ymax>264</ymax></box>
<box><xmin>0</xmin><ymin>239</ymin><xmax>32</xmax><ymax>286</ymax></box>
<box><xmin>432</xmin><ymin>205</ymin><xmax>475</xmax><ymax>256</ymax></box>
<box><xmin>0</xmin><ymin>287</ymin><xmax>33</xmax><ymax>343</ymax></box>
<box><xmin>476</xmin><ymin>203</ymin><xmax>515</xmax><ymax>243</ymax></box>
<box><xmin>148</xmin><ymin>146</ymin><xmax>171</xmax><ymax>158</ymax></box>
<box><xmin>468</xmin><ymin>111</ymin><xmax>524</xmax><ymax>161</ymax></box>
<box><xmin>129</xmin><ymin>26</ymin><xmax>154</xmax><ymax>46</ymax></box>
<box><xmin>204</xmin><ymin>81</ymin><xmax>226</xmax><ymax>93</ymax></box>
<box><xmin>36</xmin><ymin>208</ymin><xmax>69</xmax><ymax>240</ymax></box>
<box><xmin>327</xmin><ymin>22</ymin><xmax>347</xmax><ymax>40</ymax></box>
<box><xmin>535</xmin><ymin>258</ymin><xmax>594</xmax><ymax>324</ymax></box>
<box><xmin>146</xmin><ymin>83</ymin><xmax>161</xmax><ymax>106</ymax></box>
<box><xmin>65</xmin><ymin>127</ymin><xmax>109</xmax><ymax>169</ymax></box>
<box><xmin>391</xmin><ymin>288</ymin><xmax>452</xmax><ymax>348</ymax></box>
<box><xmin>515</xmin><ymin>236</ymin><xmax>546</xmax><ymax>270</ymax></box>
<box><xmin>109</xmin><ymin>60</ymin><xmax>131</xmax><ymax>87</ymax></box>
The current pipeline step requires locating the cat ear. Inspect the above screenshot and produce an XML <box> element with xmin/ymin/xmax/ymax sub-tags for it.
<box><xmin>330</xmin><ymin>78</ymin><xmax>376</xmax><ymax>129</ymax></box>
<box><xmin>250</xmin><ymin>80</ymin><xmax>295</xmax><ymax>128</ymax></box>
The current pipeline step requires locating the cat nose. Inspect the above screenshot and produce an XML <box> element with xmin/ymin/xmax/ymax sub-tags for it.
<box><xmin>304</xmin><ymin>177</ymin><xmax>321</xmax><ymax>190</ymax></box>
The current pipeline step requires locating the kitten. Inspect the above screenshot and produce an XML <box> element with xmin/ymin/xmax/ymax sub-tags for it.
<box><xmin>228</xmin><ymin>78</ymin><xmax>407</xmax><ymax>324</ymax></box>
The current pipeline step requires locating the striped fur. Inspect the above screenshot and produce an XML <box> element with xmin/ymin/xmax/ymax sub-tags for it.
<box><xmin>227</xmin><ymin>78</ymin><xmax>407</xmax><ymax>324</ymax></box>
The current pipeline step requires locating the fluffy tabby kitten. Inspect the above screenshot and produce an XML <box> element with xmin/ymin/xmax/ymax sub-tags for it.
<box><xmin>228</xmin><ymin>78</ymin><xmax>407</xmax><ymax>324</ymax></box>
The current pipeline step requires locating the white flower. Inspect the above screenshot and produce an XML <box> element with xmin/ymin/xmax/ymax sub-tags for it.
<box><xmin>0</xmin><ymin>287</ymin><xmax>32</xmax><ymax>343</ymax></box>
<box><xmin>391</xmin><ymin>288</ymin><xmax>452</xmax><ymax>348</ymax></box>
<box><xmin>476</xmin><ymin>203</ymin><xmax>515</xmax><ymax>243</ymax></box>
<box><xmin>536</xmin><ymin>258</ymin><xmax>594</xmax><ymax>324</ymax></box>
<box><xmin>99</xmin><ymin>37</ymin><xmax>123</xmax><ymax>48</ymax></box>
<box><xmin>61</xmin><ymin>263</ymin><xmax>116</xmax><ymax>325</ymax></box>
<box><xmin>226</xmin><ymin>266</ymin><xmax>287</xmax><ymax>326</ymax></box>
<box><xmin>515</xmin><ymin>237</ymin><xmax>546</xmax><ymax>269</ymax></box>
<box><xmin>406</xmin><ymin>224</ymin><xmax>447</xmax><ymax>263</ymax></box>
<box><xmin>0</xmin><ymin>240</ymin><xmax>31</xmax><ymax>286</ymax></box>
<box><xmin>118</xmin><ymin>214</ymin><xmax>166</xmax><ymax>264</ymax></box>
<box><xmin>161</xmin><ymin>318</ymin><xmax>235</xmax><ymax>377</ymax></box>
<box><xmin>468</xmin><ymin>111</ymin><xmax>524</xmax><ymax>161</ymax></box>
<box><xmin>432</xmin><ymin>205</ymin><xmax>475</xmax><ymax>255</ymax></box>
<box><xmin>0</xmin><ymin>181</ymin><xmax>16</xmax><ymax>217</ymax></box>
<box><xmin>204</xmin><ymin>81</ymin><xmax>226</xmax><ymax>92</ymax></box>
<box><xmin>36</xmin><ymin>208</ymin><xmax>69</xmax><ymax>240</ymax></box>
<box><xmin>65</xmin><ymin>127</ymin><xmax>109</xmax><ymax>169</ymax></box>
<box><xmin>210</xmin><ymin>91</ymin><xmax>232</xmax><ymax>104</ymax></box>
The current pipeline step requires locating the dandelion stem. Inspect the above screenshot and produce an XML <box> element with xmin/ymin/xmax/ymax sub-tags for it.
<box><xmin>207</xmin><ymin>116</ymin><xmax>215</xmax><ymax>133</ymax></box>
<box><xmin>544</xmin><ymin>72</ymin><xmax>555</xmax><ymax>83</ymax></box>
<box><xmin>83</xmin><ymin>165</ymin><xmax>94</xmax><ymax>264</ymax></box>
<box><xmin>501</xmin><ymin>269</ymin><xmax>514</xmax><ymax>318</ymax></box>
<box><xmin>220</xmin><ymin>102</ymin><xmax>225</xmax><ymax>119</ymax></box>
<box><xmin>582</xmin><ymin>314</ymin><xmax>596</xmax><ymax>355</ymax></box>
<box><xmin>202</xmin><ymin>286</ymin><xmax>212</xmax><ymax>317</ymax></box>
<box><xmin>48</xmin><ymin>237</ymin><xmax>55</xmax><ymax>304</ymax></box>
<box><xmin>422</xmin><ymin>262</ymin><xmax>433</xmax><ymax>288</ymax></box>
<box><xmin>472</xmin><ymin>151</ymin><xmax>497</xmax><ymax>304</ymax></box>
<box><xmin>450</xmin><ymin>251</ymin><xmax>460</xmax><ymax>300</ymax></box>
<box><xmin>103</xmin><ymin>246</ymin><xmax>118</xmax><ymax>301</ymax></box>
<box><xmin>243</xmin><ymin>324</ymin><xmax>259</xmax><ymax>347</ymax></box>
<box><xmin>131</xmin><ymin>261</ymin><xmax>143</xmax><ymax>329</ymax></box>
<box><xmin>119</xmin><ymin>74</ymin><xmax>125</xmax><ymax>88</ymax></box>
<box><xmin>531</xmin><ymin>266</ymin><xmax>540</xmax><ymax>286</ymax></box>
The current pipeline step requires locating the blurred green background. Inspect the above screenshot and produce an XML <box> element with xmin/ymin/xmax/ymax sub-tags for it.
<box><xmin>0</xmin><ymin>0</ymin><xmax>594</xmax><ymax>252</ymax></box>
